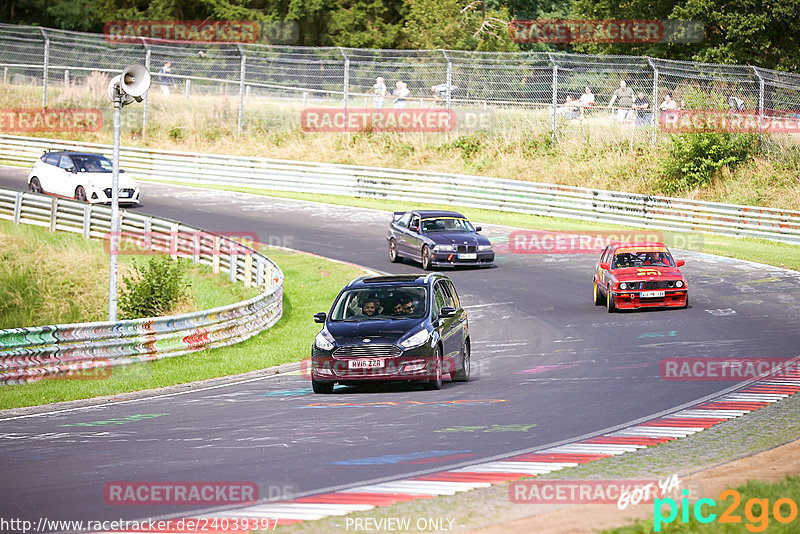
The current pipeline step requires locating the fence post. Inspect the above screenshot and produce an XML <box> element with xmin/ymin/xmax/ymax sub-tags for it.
<box><xmin>141</xmin><ymin>40</ymin><xmax>151</xmax><ymax>138</ymax></box>
<box><xmin>40</xmin><ymin>28</ymin><xmax>49</xmax><ymax>108</ymax></box>
<box><xmin>547</xmin><ymin>52</ymin><xmax>557</xmax><ymax>142</ymax></box>
<box><xmin>64</xmin><ymin>69</ymin><xmax>69</xmax><ymax>87</ymax></box>
<box><xmin>237</xmin><ymin>44</ymin><xmax>246</xmax><ymax>136</ymax></box>
<box><xmin>185</xmin><ymin>79</ymin><xmax>190</xmax><ymax>102</ymax></box>
<box><xmin>340</xmin><ymin>47</ymin><xmax>349</xmax><ymax>132</ymax></box>
<box><xmin>647</xmin><ymin>57</ymin><xmax>658</xmax><ymax>146</ymax></box>
<box><xmin>752</xmin><ymin>66</ymin><xmax>765</xmax><ymax>148</ymax></box>
<box><xmin>3</xmin><ymin>67</ymin><xmax>7</xmax><ymax>85</ymax></box>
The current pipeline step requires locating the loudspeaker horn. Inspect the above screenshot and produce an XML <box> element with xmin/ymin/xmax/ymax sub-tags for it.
<box><xmin>120</xmin><ymin>64</ymin><xmax>150</xmax><ymax>98</ymax></box>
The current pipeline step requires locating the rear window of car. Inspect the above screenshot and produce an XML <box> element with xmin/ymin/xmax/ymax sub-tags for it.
<box><xmin>330</xmin><ymin>286</ymin><xmax>428</xmax><ymax>321</ymax></box>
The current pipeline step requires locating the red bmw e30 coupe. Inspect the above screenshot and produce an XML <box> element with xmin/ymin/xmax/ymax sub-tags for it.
<box><xmin>593</xmin><ymin>242</ymin><xmax>688</xmax><ymax>312</ymax></box>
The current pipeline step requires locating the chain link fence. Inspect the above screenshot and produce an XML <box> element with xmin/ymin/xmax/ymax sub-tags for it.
<box><xmin>1</xmin><ymin>23</ymin><xmax>799</xmax><ymax>146</ymax></box>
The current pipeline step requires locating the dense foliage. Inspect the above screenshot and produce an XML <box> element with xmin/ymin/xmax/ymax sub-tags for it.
<box><xmin>119</xmin><ymin>256</ymin><xmax>190</xmax><ymax>319</ymax></box>
<box><xmin>4</xmin><ymin>0</ymin><xmax>797</xmax><ymax>67</ymax></box>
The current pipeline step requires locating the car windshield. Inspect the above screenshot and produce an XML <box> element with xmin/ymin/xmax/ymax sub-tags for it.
<box><xmin>421</xmin><ymin>217</ymin><xmax>474</xmax><ymax>233</ymax></box>
<box><xmin>70</xmin><ymin>155</ymin><xmax>114</xmax><ymax>173</ymax></box>
<box><xmin>330</xmin><ymin>287</ymin><xmax>428</xmax><ymax>321</ymax></box>
<box><xmin>612</xmin><ymin>247</ymin><xmax>675</xmax><ymax>268</ymax></box>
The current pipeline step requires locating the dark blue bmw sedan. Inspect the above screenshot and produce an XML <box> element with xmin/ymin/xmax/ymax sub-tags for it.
<box><xmin>310</xmin><ymin>274</ymin><xmax>471</xmax><ymax>394</ymax></box>
<box><xmin>387</xmin><ymin>210</ymin><xmax>494</xmax><ymax>270</ymax></box>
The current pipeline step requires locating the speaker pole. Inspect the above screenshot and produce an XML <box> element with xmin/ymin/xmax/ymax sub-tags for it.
<box><xmin>108</xmin><ymin>87</ymin><xmax>122</xmax><ymax>321</ymax></box>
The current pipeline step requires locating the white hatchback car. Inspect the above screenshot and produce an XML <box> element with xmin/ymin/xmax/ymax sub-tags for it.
<box><xmin>27</xmin><ymin>151</ymin><xmax>141</xmax><ymax>204</ymax></box>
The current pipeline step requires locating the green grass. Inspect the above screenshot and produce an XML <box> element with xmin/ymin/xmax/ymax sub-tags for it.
<box><xmin>0</xmin><ymin>224</ymin><xmax>364</xmax><ymax>409</ymax></box>
<box><xmin>145</xmin><ymin>180</ymin><xmax>800</xmax><ymax>272</ymax></box>
<box><xmin>603</xmin><ymin>476</ymin><xmax>800</xmax><ymax>533</ymax></box>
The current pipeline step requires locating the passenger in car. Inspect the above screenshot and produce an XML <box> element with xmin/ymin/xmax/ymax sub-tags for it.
<box><xmin>361</xmin><ymin>300</ymin><xmax>380</xmax><ymax>316</ymax></box>
<box><xmin>391</xmin><ymin>300</ymin><xmax>405</xmax><ymax>315</ymax></box>
<box><xmin>399</xmin><ymin>298</ymin><xmax>415</xmax><ymax>315</ymax></box>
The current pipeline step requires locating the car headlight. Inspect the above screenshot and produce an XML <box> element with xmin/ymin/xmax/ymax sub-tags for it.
<box><xmin>619</xmin><ymin>282</ymin><xmax>628</xmax><ymax>290</ymax></box>
<box><xmin>314</xmin><ymin>329</ymin><xmax>335</xmax><ymax>351</ymax></box>
<box><xmin>399</xmin><ymin>329</ymin><xmax>430</xmax><ymax>350</ymax></box>
<box><xmin>433</xmin><ymin>244</ymin><xmax>455</xmax><ymax>252</ymax></box>
<box><xmin>676</xmin><ymin>280</ymin><xmax>684</xmax><ymax>288</ymax></box>
<box><xmin>478</xmin><ymin>245</ymin><xmax>493</xmax><ymax>251</ymax></box>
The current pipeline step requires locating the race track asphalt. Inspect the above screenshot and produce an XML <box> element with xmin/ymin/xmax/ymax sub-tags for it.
<box><xmin>1</xmin><ymin>169</ymin><xmax>799</xmax><ymax>529</ymax></box>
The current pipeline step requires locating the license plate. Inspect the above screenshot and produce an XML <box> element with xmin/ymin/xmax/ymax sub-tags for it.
<box><xmin>458</xmin><ymin>253</ymin><xmax>477</xmax><ymax>259</ymax></box>
<box><xmin>120</xmin><ymin>191</ymin><xmax>131</xmax><ymax>198</ymax></box>
<box><xmin>348</xmin><ymin>359</ymin><xmax>384</xmax><ymax>369</ymax></box>
<box><xmin>641</xmin><ymin>290</ymin><xmax>665</xmax><ymax>298</ymax></box>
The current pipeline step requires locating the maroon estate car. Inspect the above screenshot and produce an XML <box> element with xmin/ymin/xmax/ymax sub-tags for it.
<box><xmin>593</xmin><ymin>242</ymin><xmax>688</xmax><ymax>312</ymax></box>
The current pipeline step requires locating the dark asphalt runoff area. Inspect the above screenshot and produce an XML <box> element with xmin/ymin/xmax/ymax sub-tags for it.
<box><xmin>1</xmin><ymin>167</ymin><xmax>799</xmax><ymax>529</ymax></box>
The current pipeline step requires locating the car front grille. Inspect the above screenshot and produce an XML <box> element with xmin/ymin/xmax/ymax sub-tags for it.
<box><xmin>641</xmin><ymin>281</ymin><xmax>679</xmax><ymax>289</ymax></box>
<box><xmin>104</xmin><ymin>188</ymin><xmax>135</xmax><ymax>198</ymax></box>
<box><xmin>456</xmin><ymin>245</ymin><xmax>476</xmax><ymax>253</ymax></box>
<box><xmin>334</xmin><ymin>344</ymin><xmax>402</xmax><ymax>358</ymax></box>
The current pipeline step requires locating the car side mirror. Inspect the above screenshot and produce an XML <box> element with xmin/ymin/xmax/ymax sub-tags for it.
<box><xmin>676</xmin><ymin>259</ymin><xmax>685</xmax><ymax>267</ymax></box>
<box><xmin>409</xmin><ymin>225</ymin><xmax>419</xmax><ymax>233</ymax></box>
<box><xmin>313</xmin><ymin>312</ymin><xmax>327</xmax><ymax>323</ymax></box>
<box><xmin>474</xmin><ymin>226</ymin><xmax>482</xmax><ymax>232</ymax></box>
<box><xmin>65</xmin><ymin>166</ymin><xmax>76</xmax><ymax>173</ymax></box>
<box><xmin>599</xmin><ymin>262</ymin><xmax>610</xmax><ymax>270</ymax></box>
<box><xmin>439</xmin><ymin>307</ymin><xmax>456</xmax><ymax>318</ymax></box>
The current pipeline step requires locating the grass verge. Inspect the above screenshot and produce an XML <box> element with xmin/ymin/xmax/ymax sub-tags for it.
<box><xmin>0</xmin><ymin>224</ymin><xmax>364</xmax><ymax>409</ymax></box>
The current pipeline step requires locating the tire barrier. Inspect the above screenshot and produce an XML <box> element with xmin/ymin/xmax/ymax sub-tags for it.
<box><xmin>0</xmin><ymin>188</ymin><xmax>284</xmax><ymax>385</ymax></box>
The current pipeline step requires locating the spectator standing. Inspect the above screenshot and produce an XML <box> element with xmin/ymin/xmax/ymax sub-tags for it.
<box><xmin>158</xmin><ymin>61</ymin><xmax>174</xmax><ymax>97</ymax></box>
<box><xmin>373</xmin><ymin>77</ymin><xmax>387</xmax><ymax>109</ymax></box>
<box><xmin>608</xmin><ymin>80</ymin><xmax>635</xmax><ymax>122</ymax></box>
<box><xmin>633</xmin><ymin>91</ymin><xmax>651</xmax><ymax>127</ymax></box>
<box><xmin>393</xmin><ymin>81</ymin><xmax>410</xmax><ymax>109</ymax></box>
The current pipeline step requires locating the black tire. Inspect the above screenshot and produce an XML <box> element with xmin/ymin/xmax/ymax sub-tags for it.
<box><xmin>75</xmin><ymin>186</ymin><xmax>87</xmax><ymax>203</ymax></box>
<box><xmin>29</xmin><ymin>177</ymin><xmax>42</xmax><ymax>193</ymax></box>
<box><xmin>593</xmin><ymin>279</ymin><xmax>605</xmax><ymax>306</ymax></box>
<box><xmin>388</xmin><ymin>238</ymin><xmax>402</xmax><ymax>263</ymax></box>
<box><xmin>312</xmin><ymin>379</ymin><xmax>334</xmax><ymax>394</ymax></box>
<box><xmin>421</xmin><ymin>245</ymin><xmax>433</xmax><ymax>271</ymax></box>
<box><xmin>606</xmin><ymin>286</ymin><xmax>616</xmax><ymax>313</ymax></box>
<box><xmin>451</xmin><ymin>340</ymin><xmax>470</xmax><ymax>382</ymax></box>
<box><xmin>423</xmin><ymin>345</ymin><xmax>443</xmax><ymax>390</ymax></box>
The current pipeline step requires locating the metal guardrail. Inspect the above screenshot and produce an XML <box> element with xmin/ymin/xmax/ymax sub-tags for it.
<box><xmin>0</xmin><ymin>187</ymin><xmax>284</xmax><ymax>385</ymax></box>
<box><xmin>3</xmin><ymin>134</ymin><xmax>799</xmax><ymax>245</ymax></box>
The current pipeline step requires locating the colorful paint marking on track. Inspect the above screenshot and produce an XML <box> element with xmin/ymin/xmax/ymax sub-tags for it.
<box><xmin>202</xmin><ymin>373</ymin><xmax>800</xmax><ymax>525</ymax></box>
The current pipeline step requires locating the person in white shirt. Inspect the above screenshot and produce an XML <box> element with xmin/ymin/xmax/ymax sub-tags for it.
<box><xmin>373</xmin><ymin>77</ymin><xmax>387</xmax><ymax>109</ymax></box>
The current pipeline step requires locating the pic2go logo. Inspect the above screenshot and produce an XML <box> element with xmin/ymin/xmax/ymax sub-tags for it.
<box><xmin>654</xmin><ymin>489</ymin><xmax>799</xmax><ymax>532</ymax></box>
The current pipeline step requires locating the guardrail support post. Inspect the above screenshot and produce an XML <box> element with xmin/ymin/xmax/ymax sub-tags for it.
<box><xmin>50</xmin><ymin>198</ymin><xmax>58</xmax><ymax>232</ymax></box>
<box><xmin>13</xmin><ymin>192</ymin><xmax>22</xmax><ymax>224</ymax></box>
<box><xmin>40</xmin><ymin>28</ymin><xmax>49</xmax><ymax>108</ymax></box>
<box><xmin>256</xmin><ymin>257</ymin><xmax>264</xmax><ymax>287</ymax></box>
<box><xmin>192</xmin><ymin>231</ymin><xmax>200</xmax><ymax>264</ymax></box>
<box><xmin>244</xmin><ymin>254</ymin><xmax>252</xmax><ymax>288</ymax></box>
<box><xmin>229</xmin><ymin>246</ymin><xmax>237</xmax><ymax>283</ymax></box>
<box><xmin>212</xmin><ymin>236</ymin><xmax>220</xmax><ymax>273</ymax></box>
<box><xmin>170</xmin><ymin>222</ymin><xmax>179</xmax><ymax>260</ymax></box>
<box><xmin>144</xmin><ymin>217</ymin><xmax>152</xmax><ymax>250</ymax></box>
<box><xmin>83</xmin><ymin>204</ymin><xmax>91</xmax><ymax>238</ymax></box>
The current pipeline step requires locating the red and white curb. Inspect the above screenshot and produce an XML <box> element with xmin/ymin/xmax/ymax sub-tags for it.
<box><xmin>201</xmin><ymin>373</ymin><xmax>800</xmax><ymax>526</ymax></box>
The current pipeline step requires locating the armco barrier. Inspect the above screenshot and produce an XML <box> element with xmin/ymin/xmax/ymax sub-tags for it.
<box><xmin>2</xmin><ymin>134</ymin><xmax>799</xmax><ymax>245</ymax></box>
<box><xmin>0</xmin><ymin>188</ymin><xmax>284</xmax><ymax>385</ymax></box>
